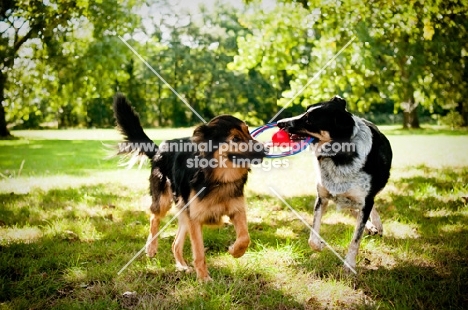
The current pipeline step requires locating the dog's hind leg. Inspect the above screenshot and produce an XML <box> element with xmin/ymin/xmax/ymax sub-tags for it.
<box><xmin>146</xmin><ymin>214</ymin><xmax>161</xmax><ymax>258</ymax></box>
<box><xmin>172</xmin><ymin>208</ymin><xmax>191</xmax><ymax>272</ymax></box>
<box><xmin>146</xmin><ymin>176</ymin><xmax>173</xmax><ymax>258</ymax></box>
<box><xmin>349</xmin><ymin>207</ymin><xmax>383</xmax><ymax>236</ymax></box>
<box><xmin>228</xmin><ymin>200</ymin><xmax>250</xmax><ymax>258</ymax></box>
<box><xmin>344</xmin><ymin>197</ymin><xmax>374</xmax><ymax>273</ymax></box>
<box><xmin>365</xmin><ymin>208</ymin><xmax>383</xmax><ymax>236</ymax></box>
<box><xmin>309</xmin><ymin>187</ymin><xmax>329</xmax><ymax>251</ymax></box>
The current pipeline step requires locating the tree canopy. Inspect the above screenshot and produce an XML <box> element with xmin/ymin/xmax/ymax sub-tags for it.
<box><xmin>240</xmin><ymin>0</ymin><xmax>468</xmax><ymax>128</ymax></box>
<box><xmin>1</xmin><ymin>0</ymin><xmax>467</xmax><ymax>135</ymax></box>
<box><xmin>0</xmin><ymin>0</ymin><xmax>140</xmax><ymax>135</ymax></box>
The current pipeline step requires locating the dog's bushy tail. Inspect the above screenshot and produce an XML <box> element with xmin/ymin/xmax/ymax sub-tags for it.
<box><xmin>113</xmin><ymin>93</ymin><xmax>157</xmax><ymax>159</ymax></box>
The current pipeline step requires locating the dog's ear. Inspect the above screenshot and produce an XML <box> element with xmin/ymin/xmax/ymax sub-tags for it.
<box><xmin>331</xmin><ymin>96</ymin><xmax>353</xmax><ymax>132</ymax></box>
<box><xmin>334</xmin><ymin>110</ymin><xmax>355</xmax><ymax>133</ymax></box>
<box><xmin>192</xmin><ymin>124</ymin><xmax>213</xmax><ymax>143</ymax></box>
<box><xmin>330</xmin><ymin>96</ymin><xmax>347</xmax><ymax>110</ymax></box>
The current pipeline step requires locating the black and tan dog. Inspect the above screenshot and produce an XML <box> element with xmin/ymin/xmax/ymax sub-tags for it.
<box><xmin>277</xmin><ymin>96</ymin><xmax>392</xmax><ymax>273</ymax></box>
<box><xmin>113</xmin><ymin>93</ymin><xmax>267</xmax><ymax>281</ymax></box>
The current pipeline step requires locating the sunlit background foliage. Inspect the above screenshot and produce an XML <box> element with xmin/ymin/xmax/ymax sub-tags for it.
<box><xmin>1</xmin><ymin>0</ymin><xmax>467</xmax><ymax>135</ymax></box>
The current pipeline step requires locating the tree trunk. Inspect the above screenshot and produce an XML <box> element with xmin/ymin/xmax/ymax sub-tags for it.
<box><xmin>457</xmin><ymin>101</ymin><xmax>468</xmax><ymax>127</ymax></box>
<box><xmin>401</xmin><ymin>98</ymin><xmax>420</xmax><ymax>129</ymax></box>
<box><xmin>0</xmin><ymin>72</ymin><xmax>12</xmax><ymax>137</ymax></box>
<box><xmin>403</xmin><ymin>108</ymin><xmax>420</xmax><ymax>129</ymax></box>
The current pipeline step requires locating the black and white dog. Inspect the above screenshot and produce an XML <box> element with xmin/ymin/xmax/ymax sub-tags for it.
<box><xmin>277</xmin><ymin>96</ymin><xmax>392</xmax><ymax>273</ymax></box>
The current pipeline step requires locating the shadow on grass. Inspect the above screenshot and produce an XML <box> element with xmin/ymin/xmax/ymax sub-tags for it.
<box><xmin>377</xmin><ymin>166</ymin><xmax>467</xmax><ymax>238</ymax></box>
<box><xmin>0</xmin><ymin>183</ymin><xmax>142</xmax><ymax>226</ymax></box>
<box><xmin>276</xmin><ymin>166</ymin><xmax>468</xmax><ymax>309</ymax></box>
<box><xmin>357</xmin><ymin>249</ymin><xmax>468</xmax><ymax>309</ymax></box>
<box><xmin>128</xmin><ymin>269</ymin><xmax>308</xmax><ymax>310</ymax></box>
<box><xmin>1</xmin><ymin>167</ymin><xmax>468</xmax><ymax>308</ymax></box>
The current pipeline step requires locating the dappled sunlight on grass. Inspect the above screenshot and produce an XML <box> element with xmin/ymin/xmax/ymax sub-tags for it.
<box><xmin>207</xmin><ymin>243</ymin><xmax>375</xmax><ymax>308</ymax></box>
<box><xmin>384</xmin><ymin>220</ymin><xmax>420</xmax><ymax>239</ymax></box>
<box><xmin>1</xmin><ymin>168</ymin><xmax>466</xmax><ymax>308</ymax></box>
<box><xmin>322</xmin><ymin>210</ymin><xmax>356</xmax><ymax>226</ymax></box>
<box><xmin>1</xmin><ymin>131</ymin><xmax>468</xmax><ymax>308</ymax></box>
<box><xmin>0</xmin><ymin>226</ymin><xmax>42</xmax><ymax>244</ymax></box>
<box><xmin>359</xmin><ymin>247</ymin><xmax>397</xmax><ymax>270</ymax></box>
<box><xmin>425</xmin><ymin>208</ymin><xmax>454</xmax><ymax>218</ymax></box>
<box><xmin>0</xmin><ymin>170</ymin><xmax>148</xmax><ymax>194</ymax></box>
<box><xmin>12</xmin><ymin>128</ymin><xmax>195</xmax><ymax>141</ymax></box>
<box><xmin>306</xmin><ymin>278</ymin><xmax>374</xmax><ymax>308</ymax></box>
<box><xmin>274</xmin><ymin>227</ymin><xmax>298</xmax><ymax>239</ymax></box>
<box><xmin>42</xmin><ymin>218</ymin><xmax>104</xmax><ymax>243</ymax></box>
<box><xmin>63</xmin><ymin>267</ymin><xmax>88</xmax><ymax>284</ymax></box>
<box><xmin>439</xmin><ymin>223</ymin><xmax>465</xmax><ymax>233</ymax></box>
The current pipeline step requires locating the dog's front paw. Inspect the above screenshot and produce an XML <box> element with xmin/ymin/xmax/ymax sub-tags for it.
<box><xmin>228</xmin><ymin>237</ymin><xmax>250</xmax><ymax>258</ymax></box>
<box><xmin>308</xmin><ymin>237</ymin><xmax>324</xmax><ymax>251</ymax></box>
<box><xmin>343</xmin><ymin>253</ymin><xmax>358</xmax><ymax>275</ymax></box>
<box><xmin>199</xmin><ymin>275</ymin><xmax>213</xmax><ymax>282</ymax></box>
<box><xmin>146</xmin><ymin>236</ymin><xmax>158</xmax><ymax>258</ymax></box>
<box><xmin>175</xmin><ymin>263</ymin><xmax>193</xmax><ymax>273</ymax></box>
<box><xmin>228</xmin><ymin>243</ymin><xmax>248</xmax><ymax>258</ymax></box>
<box><xmin>194</xmin><ymin>265</ymin><xmax>212</xmax><ymax>282</ymax></box>
<box><xmin>146</xmin><ymin>244</ymin><xmax>157</xmax><ymax>258</ymax></box>
<box><xmin>343</xmin><ymin>262</ymin><xmax>357</xmax><ymax>275</ymax></box>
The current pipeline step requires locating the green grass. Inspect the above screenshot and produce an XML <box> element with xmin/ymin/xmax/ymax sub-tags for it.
<box><xmin>1</xmin><ymin>127</ymin><xmax>468</xmax><ymax>309</ymax></box>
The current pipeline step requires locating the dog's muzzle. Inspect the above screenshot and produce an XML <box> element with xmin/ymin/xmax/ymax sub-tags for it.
<box><xmin>277</xmin><ymin>120</ymin><xmax>293</xmax><ymax>130</ymax></box>
<box><xmin>277</xmin><ymin>115</ymin><xmax>303</xmax><ymax>132</ymax></box>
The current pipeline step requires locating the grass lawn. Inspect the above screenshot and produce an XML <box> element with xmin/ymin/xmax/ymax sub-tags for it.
<box><xmin>1</xmin><ymin>126</ymin><xmax>467</xmax><ymax>309</ymax></box>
